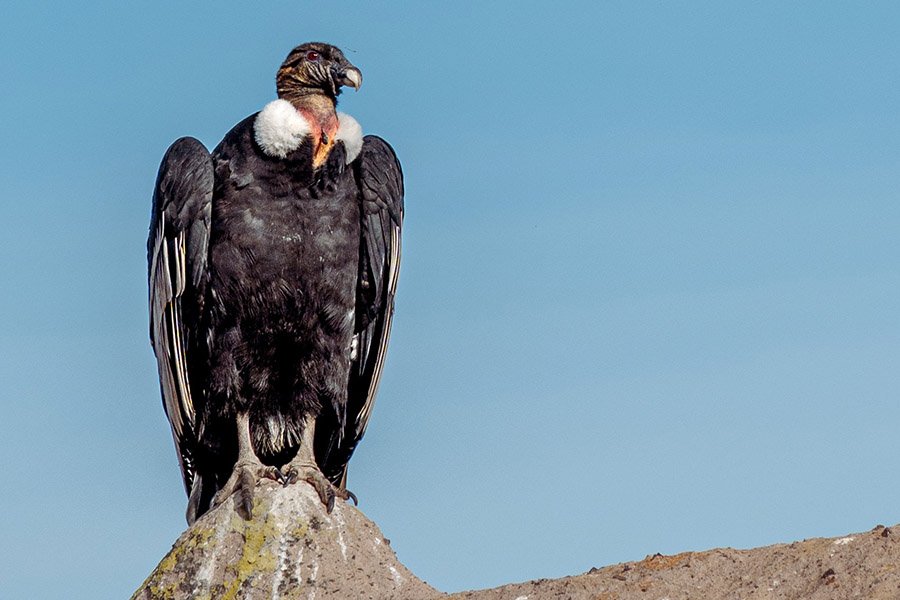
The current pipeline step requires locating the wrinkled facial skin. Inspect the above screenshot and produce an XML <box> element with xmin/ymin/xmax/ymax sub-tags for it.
<box><xmin>276</xmin><ymin>42</ymin><xmax>362</xmax><ymax>100</ymax></box>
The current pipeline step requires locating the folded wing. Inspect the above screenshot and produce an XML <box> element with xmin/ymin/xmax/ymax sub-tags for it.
<box><xmin>148</xmin><ymin>137</ymin><xmax>214</xmax><ymax>495</ymax></box>
<box><xmin>319</xmin><ymin>135</ymin><xmax>404</xmax><ymax>488</ymax></box>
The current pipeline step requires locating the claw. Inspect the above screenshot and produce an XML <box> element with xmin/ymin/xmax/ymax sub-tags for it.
<box><xmin>213</xmin><ymin>461</ymin><xmax>282</xmax><ymax>520</ymax></box>
<box><xmin>238</xmin><ymin>468</ymin><xmax>255</xmax><ymax>517</ymax></box>
<box><xmin>282</xmin><ymin>466</ymin><xmax>297</xmax><ymax>486</ymax></box>
<box><xmin>272</xmin><ymin>466</ymin><xmax>288</xmax><ymax>485</ymax></box>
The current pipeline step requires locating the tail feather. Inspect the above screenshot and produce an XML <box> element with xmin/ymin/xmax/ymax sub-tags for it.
<box><xmin>186</xmin><ymin>472</ymin><xmax>218</xmax><ymax>525</ymax></box>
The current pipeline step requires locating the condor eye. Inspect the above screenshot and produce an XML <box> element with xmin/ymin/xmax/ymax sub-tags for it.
<box><xmin>306</xmin><ymin>51</ymin><xmax>320</xmax><ymax>62</ymax></box>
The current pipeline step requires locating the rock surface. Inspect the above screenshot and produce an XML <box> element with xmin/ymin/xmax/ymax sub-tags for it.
<box><xmin>134</xmin><ymin>484</ymin><xmax>900</xmax><ymax>600</ymax></box>
<box><xmin>132</xmin><ymin>480</ymin><xmax>441</xmax><ymax>600</ymax></box>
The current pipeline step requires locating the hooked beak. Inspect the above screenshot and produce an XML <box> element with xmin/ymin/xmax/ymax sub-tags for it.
<box><xmin>333</xmin><ymin>66</ymin><xmax>362</xmax><ymax>91</ymax></box>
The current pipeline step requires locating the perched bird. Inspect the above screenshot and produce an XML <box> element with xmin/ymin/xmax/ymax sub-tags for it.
<box><xmin>148</xmin><ymin>42</ymin><xmax>403</xmax><ymax>524</ymax></box>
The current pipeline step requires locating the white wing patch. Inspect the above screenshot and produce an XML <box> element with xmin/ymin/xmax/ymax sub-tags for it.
<box><xmin>254</xmin><ymin>99</ymin><xmax>312</xmax><ymax>158</ymax></box>
<box><xmin>149</xmin><ymin>221</ymin><xmax>197</xmax><ymax>492</ymax></box>
<box><xmin>355</xmin><ymin>216</ymin><xmax>402</xmax><ymax>437</ymax></box>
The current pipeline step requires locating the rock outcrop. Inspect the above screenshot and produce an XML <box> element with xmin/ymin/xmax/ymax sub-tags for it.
<box><xmin>132</xmin><ymin>481</ymin><xmax>441</xmax><ymax>599</ymax></box>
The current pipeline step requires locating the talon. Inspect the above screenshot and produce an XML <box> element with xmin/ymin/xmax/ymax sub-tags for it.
<box><xmin>313</xmin><ymin>481</ymin><xmax>335</xmax><ymax>512</ymax></box>
<box><xmin>273</xmin><ymin>467</ymin><xmax>287</xmax><ymax>485</ymax></box>
<box><xmin>262</xmin><ymin>465</ymin><xmax>284</xmax><ymax>483</ymax></box>
<box><xmin>212</xmin><ymin>459</ymin><xmax>279</xmax><ymax>519</ymax></box>
<box><xmin>238</xmin><ymin>487</ymin><xmax>253</xmax><ymax>519</ymax></box>
<box><xmin>282</xmin><ymin>467</ymin><xmax>297</xmax><ymax>486</ymax></box>
<box><xmin>344</xmin><ymin>489</ymin><xmax>358</xmax><ymax>506</ymax></box>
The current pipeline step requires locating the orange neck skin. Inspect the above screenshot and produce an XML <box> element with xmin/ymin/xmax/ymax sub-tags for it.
<box><xmin>293</xmin><ymin>99</ymin><xmax>339</xmax><ymax>169</ymax></box>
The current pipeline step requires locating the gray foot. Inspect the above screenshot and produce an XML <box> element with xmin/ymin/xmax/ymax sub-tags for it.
<box><xmin>213</xmin><ymin>460</ymin><xmax>282</xmax><ymax>519</ymax></box>
<box><xmin>282</xmin><ymin>462</ymin><xmax>349</xmax><ymax>513</ymax></box>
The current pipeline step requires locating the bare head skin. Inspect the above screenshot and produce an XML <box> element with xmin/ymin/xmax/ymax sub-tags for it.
<box><xmin>274</xmin><ymin>42</ymin><xmax>362</xmax><ymax>166</ymax></box>
<box><xmin>276</xmin><ymin>42</ymin><xmax>361</xmax><ymax>109</ymax></box>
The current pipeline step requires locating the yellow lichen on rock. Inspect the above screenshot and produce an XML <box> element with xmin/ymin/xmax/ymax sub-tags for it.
<box><xmin>221</xmin><ymin>495</ymin><xmax>281</xmax><ymax>600</ymax></box>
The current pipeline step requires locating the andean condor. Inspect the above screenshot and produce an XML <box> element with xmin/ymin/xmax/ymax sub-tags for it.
<box><xmin>148</xmin><ymin>42</ymin><xmax>403</xmax><ymax>524</ymax></box>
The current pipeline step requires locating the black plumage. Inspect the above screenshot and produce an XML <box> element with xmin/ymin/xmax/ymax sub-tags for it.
<box><xmin>149</xmin><ymin>43</ymin><xmax>403</xmax><ymax>523</ymax></box>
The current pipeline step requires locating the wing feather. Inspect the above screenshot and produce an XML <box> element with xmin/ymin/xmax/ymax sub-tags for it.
<box><xmin>148</xmin><ymin>137</ymin><xmax>213</xmax><ymax>495</ymax></box>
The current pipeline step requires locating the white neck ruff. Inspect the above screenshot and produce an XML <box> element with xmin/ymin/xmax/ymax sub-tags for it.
<box><xmin>253</xmin><ymin>99</ymin><xmax>363</xmax><ymax>164</ymax></box>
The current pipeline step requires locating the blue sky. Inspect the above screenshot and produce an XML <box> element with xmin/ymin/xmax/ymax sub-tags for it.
<box><xmin>1</xmin><ymin>1</ymin><xmax>898</xmax><ymax>597</ymax></box>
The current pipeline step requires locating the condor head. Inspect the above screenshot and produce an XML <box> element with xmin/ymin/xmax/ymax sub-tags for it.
<box><xmin>276</xmin><ymin>42</ymin><xmax>362</xmax><ymax>101</ymax></box>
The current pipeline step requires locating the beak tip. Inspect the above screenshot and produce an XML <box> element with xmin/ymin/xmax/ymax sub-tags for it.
<box><xmin>345</xmin><ymin>68</ymin><xmax>362</xmax><ymax>91</ymax></box>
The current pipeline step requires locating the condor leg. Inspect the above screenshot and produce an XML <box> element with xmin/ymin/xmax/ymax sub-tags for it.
<box><xmin>282</xmin><ymin>414</ymin><xmax>349</xmax><ymax>513</ymax></box>
<box><xmin>213</xmin><ymin>411</ymin><xmax>281</xmax><ymax>519</ymax></box>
